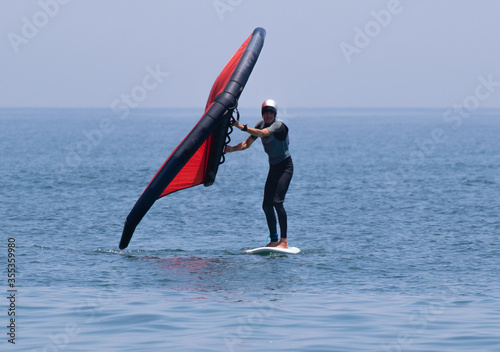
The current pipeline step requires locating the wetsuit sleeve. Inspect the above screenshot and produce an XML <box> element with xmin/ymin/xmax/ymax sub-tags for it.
<box><xmin>267</xmin><ymin>121</ymin><xmax>288</xmax><ymax>141</ymax></box>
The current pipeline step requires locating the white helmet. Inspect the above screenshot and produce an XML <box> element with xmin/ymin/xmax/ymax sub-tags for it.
<box><xmin>261</xmin><ymin>99</ymin><xmax>277</xmax><ymax>116</ymax></box>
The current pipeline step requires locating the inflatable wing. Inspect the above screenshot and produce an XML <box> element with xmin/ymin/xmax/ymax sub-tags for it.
<box><xmin>119</xmin><ymin>27</ymin><xmax>266</xmax><ymax>249</ymax></box>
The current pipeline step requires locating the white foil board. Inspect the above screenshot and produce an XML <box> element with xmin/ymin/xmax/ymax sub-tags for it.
<box><xmin>243</xmin><ymin>246</ymin><xmax>301</xmax><ymax>255</ymax></box>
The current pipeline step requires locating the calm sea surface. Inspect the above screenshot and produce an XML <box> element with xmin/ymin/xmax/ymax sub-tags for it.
<box><xmin>1</xmin><ymin>108</ymin><xmax>499</xmax><ymax>351</ymax></box>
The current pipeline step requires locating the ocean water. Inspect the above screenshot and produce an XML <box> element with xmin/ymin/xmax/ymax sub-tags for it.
<box><xmin>1</xmin><ymin>107</ymin><xmax>499</xmax><ymax>351</ymax></box>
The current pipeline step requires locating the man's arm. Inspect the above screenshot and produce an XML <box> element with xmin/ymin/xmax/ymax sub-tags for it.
<box><xmin>233</xmin><ymin>121</ymin><xmax>270</xmax><ymax>138</ymax></box>
<box><xmin>224</xmin><ymin>136</ymin><xmax>255</xmax><ymax>153</ymax></box>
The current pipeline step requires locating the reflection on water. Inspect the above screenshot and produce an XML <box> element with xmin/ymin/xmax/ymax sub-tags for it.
<box><xmin>150</xmin><ymin>256</ymin><xmax>226</xmax><ymax>295</ymax></box>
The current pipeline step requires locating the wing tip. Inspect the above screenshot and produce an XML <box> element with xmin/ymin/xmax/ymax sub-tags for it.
<box><xmin>119</xmin><ymin>219</ymin><xmax>136</xmax><ymax>250</ymax></box>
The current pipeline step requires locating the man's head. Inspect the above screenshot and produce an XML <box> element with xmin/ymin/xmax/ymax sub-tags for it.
<box><xmin>262</xmin><ymin>99</ymin><xmax>277</xmax><ymax>123</ymax></box>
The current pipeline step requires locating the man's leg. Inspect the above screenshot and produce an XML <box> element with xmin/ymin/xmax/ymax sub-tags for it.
<box><xmin>263</xmin><ymin>169</ymin><xmax>279</xmax><ymax>246</ymax></box>
<box><xmin>273</xmin><ymin>159</ymin><xmax>293</xmax><ymax>248</ymax></box>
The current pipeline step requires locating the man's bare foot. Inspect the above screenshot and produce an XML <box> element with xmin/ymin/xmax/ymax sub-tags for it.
<box><xmin>265</xmin><ymin>241</ymin><xmax>279</xmax><ymax>247</ymax></box>
<box><xmin>275</xmin><ymin>239</ymin><xmax>288</xmax><ymax>249</ymax></box>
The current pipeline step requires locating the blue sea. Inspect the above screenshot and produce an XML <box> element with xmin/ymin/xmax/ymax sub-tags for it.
<box><xmin>1</xmin><ymin>108</ymin><xmax>500</xmax><ymax>351</ymax></box>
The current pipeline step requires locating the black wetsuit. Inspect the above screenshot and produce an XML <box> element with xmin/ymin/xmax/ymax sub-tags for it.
<box><xmin>251</xmin><ymin>119</ymin><xmax>293</xmax><ymax>239</ymax></box>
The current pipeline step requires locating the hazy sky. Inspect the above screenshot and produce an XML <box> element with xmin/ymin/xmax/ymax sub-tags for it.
<box><xmin>2</xmin><ymin>0</ymin><xmax>500</xmax><ymax>109</ymax></box>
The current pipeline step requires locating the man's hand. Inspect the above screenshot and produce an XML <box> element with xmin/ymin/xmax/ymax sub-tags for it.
<box><xmin>232</xmin><ymin>120</ymin><xmax>243</xmax><ymax>130</ymax></box>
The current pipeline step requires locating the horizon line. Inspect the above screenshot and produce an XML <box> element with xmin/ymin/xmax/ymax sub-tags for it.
<box><xmin>2</xmin><ymin>106</ymin><xmax>500</xmax><ymax>110</ymax></box>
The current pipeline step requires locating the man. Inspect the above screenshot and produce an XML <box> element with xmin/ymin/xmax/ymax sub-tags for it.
<box><xmin>224</xmin><ymin>99</ymin><xmax>293</xmax><ymax>248</ymax></box>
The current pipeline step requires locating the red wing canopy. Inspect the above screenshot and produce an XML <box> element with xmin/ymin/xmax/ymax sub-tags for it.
<box><xmin>119</xmin><ymin>27</ymin><xmax>266</xmax><ymax>249</ymax></box>
<box><xmin>158</xmin><ymin>34</ymin><xmax>250</xmax><ymax>197</ymax></box>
